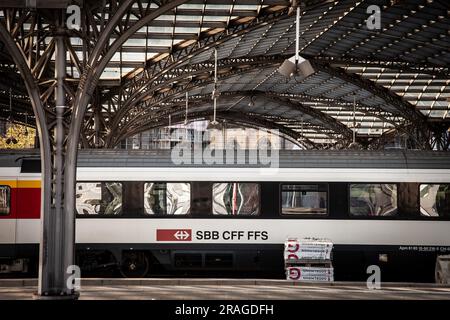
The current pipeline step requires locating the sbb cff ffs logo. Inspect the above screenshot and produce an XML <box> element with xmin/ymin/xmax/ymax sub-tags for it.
<box><xmin>156</xmin><ymin>229</ymin><xmax>268</xmax><ymax>241</ymax></box>
<box><xmin>196</xmin><ymin>230</ymin><xmax>268</xmax><ymax>240</ymax></box>
<box><xmin>156</xmin><ymin>229</ymin><xmax>192</xmax><ymax>241</ymax></box>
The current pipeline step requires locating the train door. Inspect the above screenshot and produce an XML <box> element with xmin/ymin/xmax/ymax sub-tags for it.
<box><xmin>0</xmin><ymin>179</ymin><xmax>17</xmax><ymax>272</ymax></box>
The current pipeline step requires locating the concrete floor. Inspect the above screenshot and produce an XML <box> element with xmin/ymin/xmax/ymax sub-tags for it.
<box><xmin>0</xmin><ymin>279</ymin><xmax>450</xmax><ymax>300</ymax></box>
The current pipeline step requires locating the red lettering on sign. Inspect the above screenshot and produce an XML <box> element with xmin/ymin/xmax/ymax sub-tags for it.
<box><xmin>156</xmin><ymin>229</ymin><xmax>192</xmax><ymax>241</ymax></box>
<box><xmin>287</xmin><ymin>253</ymin><xmax>299</xmax><ymax>260</ymax></box>
<box><xmin>288</xmin><ymin>268</ymin><xmax>301</xmax><ymax>280</ymax></box>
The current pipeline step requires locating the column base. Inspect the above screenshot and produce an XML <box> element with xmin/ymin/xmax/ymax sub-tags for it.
<box><xmin>32</xmin><ymin>291</ymin><xmax>80</xmax><ymax>300</ymax></box>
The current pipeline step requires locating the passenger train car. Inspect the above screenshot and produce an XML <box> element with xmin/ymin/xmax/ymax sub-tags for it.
<box><xmin>0</xmin><ymin>149</ymin><xmax>450</xmax><ymax>282</ymax></box>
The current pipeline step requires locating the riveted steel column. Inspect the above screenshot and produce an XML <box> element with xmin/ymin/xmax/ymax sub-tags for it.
<box><xmin>37</xmin><ymin>28</ymin><xmax>77</xmax><ymax>298</ymax></box>
<box><xmin>0</xmin><ymin>13</ymin><xmax>54</xmax><ymax>300</ymax></box>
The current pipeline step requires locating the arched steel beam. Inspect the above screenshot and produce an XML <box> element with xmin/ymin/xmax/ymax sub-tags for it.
<box><xmin>104</xmin><ymin>3</ymin><xmax>291</xmax><ymax>102</ymax></box>
<box><xmin>272</xmin><ymin>91</ymin><xmax>425</xmax><ymax>144</ymax></box>
<box><xmin>116</xmin><ymin>0</ymin><xmax>342</xmax><ymax>102</ymax></box>
<box><xmin>104</xmin><ymin>55</ymin><xmax>431</xmax><ymax>151</ymax></box>
<box><xmin>109</xmin><ymin>93</ymin><xmax>345</xmax><ymax>148</ymax></box>
<box><xmin>108</xmin><ymin>89</ymin><xmax>350</xmax><ymax>148</ymax></box>
<box><xmin>114</xmin><ymin>110</ymin><xmax>317</xmax><ymax>150</ymax></box>
<box><xmin>310</xmin><ymin>60</ymin><xmax>432</xmax><ymax>149</ymax></box>
<box><xmin>273</xmin><ymin>92</ymin><xmax>404</xmax><ymax>126</ymax></box>
<box><xmin>103</xmin><ymin>55</ymin><xmax>285</xmax><ymax>145</ymax></box>
<box><xmin>314</xmin><ymin>56</ymin><xmax>450</xmax><ymax>79</ymax></box>
<box><xmin>164</xmin><ymin>90</ymin><xmax>353</xmax><ymax>140</ymax></box>
<box><xmin>311</xmin><ymin>60</ymin><xmax>427</xmax><ymax>124</ymax></box>
<box><xmin>105</xmin><ymin>55</ymin><xmax>285</xmax><ymax>134</ymax></box>
<box><xmin>106</xmin><ymin>62</ymin><xmax>400</xmax><ymax>145</ymax></box>
<box><xmin>106</xmin><ymin>55</ymin><xmax>427</xmax><ymax>145</ymax></box>
<box><xmin>290</xmin><ymin>93</ymin><xmax>432</xmax><ymax>147</ymax></box>
<box><xmin>0</xmin><ymin>13</ymin><xmax>53</xmax><ymax>295</ymax></box>
<box><xmin>366</xmin><ymin>121</ymin><xmax>449</xmax><ymax>151</ymax></box>
<box><xmin>103</xmin><ymin>0</ymin><xmax>343</xmax><ymax>126</ymax></box>
<box><xmin>72</xmin><ymin>0</ymin><xmax>191</xmax><ymax>147</ymax></box>
<box><xmin>254</xmin><ymin>91</ymin><xmax>353</xmax><ymax>140</ymax></box>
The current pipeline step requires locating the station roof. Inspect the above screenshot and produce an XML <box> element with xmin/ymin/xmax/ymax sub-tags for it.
<box><xmin>0</xmin><ymin>0</ymin><xmax>449</xmax><ymax>148</ymax></box>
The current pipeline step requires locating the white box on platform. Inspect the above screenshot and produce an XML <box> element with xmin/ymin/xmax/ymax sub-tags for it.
<box><xmin>286</xmin><ymin>267</ymin><xmax>334</xmax><ymax>282</ymax></box>
<box><xmin>284</xmin><ymin>238</ymin><xmax>333</xmax><ymax>261</ymax></box>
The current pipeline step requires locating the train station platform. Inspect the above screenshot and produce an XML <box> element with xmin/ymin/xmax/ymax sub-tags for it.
<box><xmin>0</xmin><ymin>279</ymin><xmax>449</xmax><ymax>300</ymax></box>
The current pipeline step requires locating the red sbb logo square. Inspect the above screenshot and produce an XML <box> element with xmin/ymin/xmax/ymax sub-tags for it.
<box><xmin>156</xmin><ymin>229</ymin><xmax>192</xmax><ymax>241</ymax></box>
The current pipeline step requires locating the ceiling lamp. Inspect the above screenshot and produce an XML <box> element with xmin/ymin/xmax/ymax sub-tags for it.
<box><xmin>184</xmin><ymin>92</ymin><xmax>189</xmax><ymax>126</ymax></box>
<box><xmin>278</xmin><ymin>55</ymin><xmax>315</xmax><ymax>79</ymax></box>
<box><xmin>248</xmin><ymin>96</ymin><xmax>256</xmax><ymax>107</ymax></box>
<box><xmin>278</xmin><ymin>3</ymin><xmax>315</xmax><ymax>79</ymax></box>
<box><xmin>347</xmin><ymin>93</ymin><xmax>361</xmax><ymax>149</ymax></box>
<box><xmin>207</xmin><ymin>48</ymin><xmax>221</xmax><ymax>130</ymax></box>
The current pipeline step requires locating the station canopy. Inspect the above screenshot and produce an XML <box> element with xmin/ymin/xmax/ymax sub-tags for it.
<box><xmin>0</xmin><ymin>0</ymin><xmax>449</xmax><ymax>149</ymax></box>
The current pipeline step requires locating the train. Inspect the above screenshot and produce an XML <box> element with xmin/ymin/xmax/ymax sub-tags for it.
<box><xmin>0</xmin><ymin>149</ymin><xmax>449</xmax><ymax>282</ymax></box>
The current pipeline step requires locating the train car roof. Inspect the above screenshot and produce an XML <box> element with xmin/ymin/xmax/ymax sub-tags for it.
<box><xmin>0</xmin><ymin>149</ymin><xmax>449</xmax><ymax>172</ymax></box>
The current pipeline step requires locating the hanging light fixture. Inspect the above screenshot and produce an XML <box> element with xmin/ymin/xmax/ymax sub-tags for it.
<box><xmin>353</xmin><ymin>93</ymin><xmax>356</xmax><ymax>143</ymax></box>
<box><xmin>300</xmin><ymin>114</ymin><xmax>304</xmax><ymax>139</ymax></box>
<box><xmin>348</xmin><ymin>93</ymin><xmax>360</xmax><ymax>149</ymax></box>
<box><xmin>278</xmin><ymin>3</ymin><xmax>315</xmax><ymax>79</ymax></box>
<box><xmin>248</xmin><ymin>96</ymin><xmax>256</xmax><ymax>107</ymax></box>
<box><xmin>207</xmin><ymin>48</ymin><xmax>221</xmax><ymax>130</ymax></box>
<box><xmin>184</xmin><ymin>91</ymin><xmax>189</xmax><ymax>126</ymax></box>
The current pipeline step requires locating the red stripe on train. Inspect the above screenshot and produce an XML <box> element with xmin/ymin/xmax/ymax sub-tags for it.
<box><xmin>16</xmin><ymin>187</ymin><xmax>40</xmax><ymax>219</ymax></box>
<box><xmin>0</xmin><ymin>187</ymin><xmax>41</xmax><ymax>219</ymax></box>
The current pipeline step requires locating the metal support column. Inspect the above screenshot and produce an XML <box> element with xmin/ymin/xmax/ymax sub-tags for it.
<box><xmin>36</xmin><ymin>28</ymin><xmax>78</xmax><ymax>299</ymax></box>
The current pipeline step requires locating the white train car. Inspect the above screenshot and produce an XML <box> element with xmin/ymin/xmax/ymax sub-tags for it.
<box><xmin>0</xmin><ymin>149</ymin><xmax>449</xmax><ymax>281</ymax></box>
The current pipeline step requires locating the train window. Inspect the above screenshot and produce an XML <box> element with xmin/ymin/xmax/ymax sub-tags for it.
<box><xmin>0</xmin><ymin>186</ymin><xmax>10</xmax><ymax>216</ymax></box>
<box><xmin>144</xmin><ymin>183</ymin><xmax>190</xmax><ymax>215</ymax></box>
<box><xmin>349</xmin><ymin>184</ymin><xmax>397</xmax><ymax>216</ymax></box>
<box><xmin>281</xmin><ymin>184</ymin><xmax>327</xmax><ymax>215</ymax></box>
<box><xmin>419</xmin><ymin>184</ymin><xmax>450</xmax><ymax>217</ymax></box>
<box><xmin>76</xmin><ymin>182</ymin><xmax>122</xmax><ymax>215</ymax></box>
<box><xmin>212</xmin><ymin>183</ymin><xmax>260</xmax><ymax>216</ymax></box>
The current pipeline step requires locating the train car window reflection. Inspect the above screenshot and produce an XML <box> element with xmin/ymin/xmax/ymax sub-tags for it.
<box><xmin>144</xmin><ymin>183</ymin><xmax>190</xmax><ymax>215</ymax></box>
<box><xmin>350</xmin><ymin>184</ymin><xmax>397</xmax><ymax>216</ymax></box>
<box><xmin>76</xmin><ymin>182</ymin><xmax>122</xmax><ymax>215</ymax></box>
<box><xmin>420</xmin><ymin>184</ymin><xmax>450</xmax><ymax>217</ymax></box>
<box><xmin>212</xmin><ymin>183</ymin><xmax>260</xmax><ymax>216</ymax></box>
<box><xmin>281</xmin><ymin>184</ymin><xmax>327</xmax><ymax>215</ymax></box>
<box><xmin>0</xmin><ymin>186</ymin><xmax>10</xmax><ymax>216</ymax></box>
